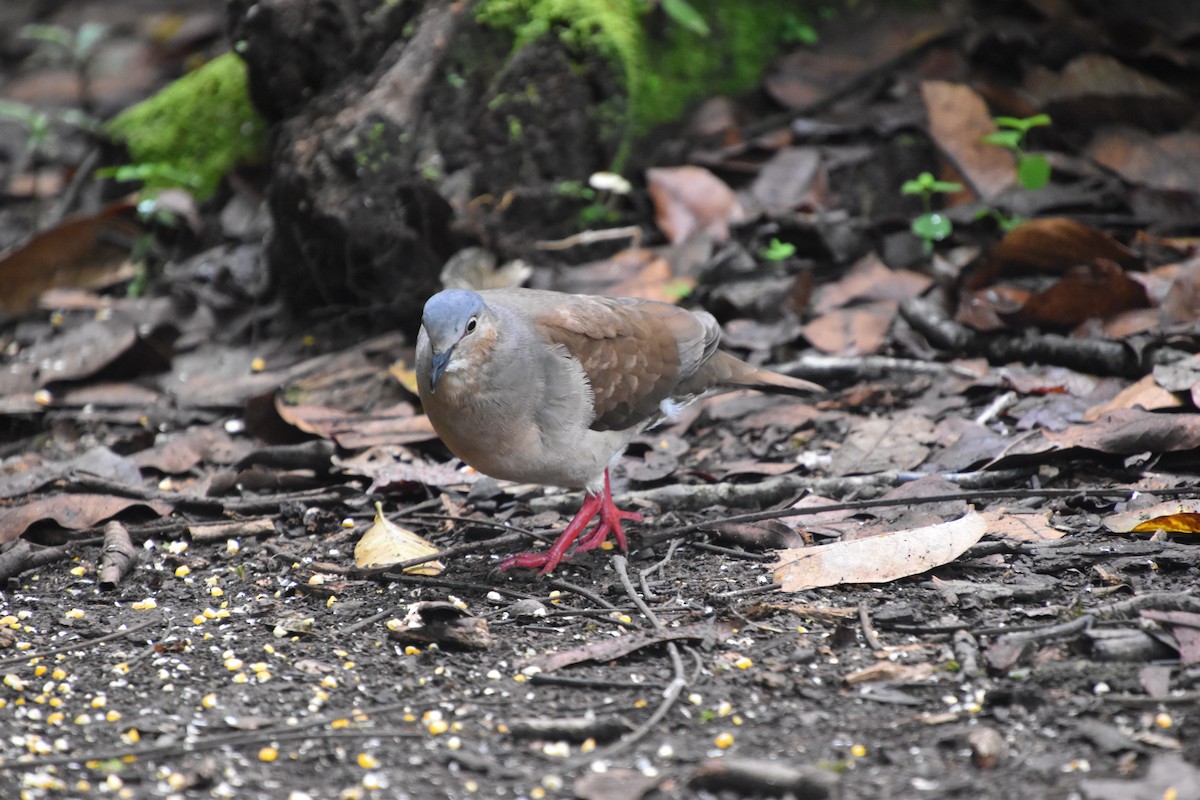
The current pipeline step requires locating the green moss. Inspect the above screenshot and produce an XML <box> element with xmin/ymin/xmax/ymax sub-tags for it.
<box><xmin>106</xmin><ymin>52</ymin><xmax>266</xmax><ymax>200</ymax></box>
<box><xmin>639</xmin><ymin>0</ymin><xmax>806</xmax><ymax>130</ymax></box>
<box><xmin>476</xmin><ymin>0</ymin><xmax>806</xmax><ymax>146</ymax></box>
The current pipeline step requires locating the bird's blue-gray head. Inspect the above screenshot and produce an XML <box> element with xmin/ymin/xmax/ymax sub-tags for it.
<box><xmin>421</xmin><ymin>289</ymin><xmax>489</xmax><ymax>391</ymax></box>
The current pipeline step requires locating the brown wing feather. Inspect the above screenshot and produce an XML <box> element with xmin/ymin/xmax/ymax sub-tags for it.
<box><xmin>535</xmin><ymin>296</ymin><xmax>714</xmax><ymax>431</ymax></box>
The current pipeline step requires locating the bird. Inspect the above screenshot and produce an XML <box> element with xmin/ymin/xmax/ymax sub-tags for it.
<box><xmin>415</xmin><ymin>288</ymin><xmax>823</xmax><ymax>575</ymax></box>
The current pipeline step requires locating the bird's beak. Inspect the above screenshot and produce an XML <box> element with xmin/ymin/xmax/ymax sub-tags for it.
<box><xmin>429</xmin><ymin>347</ymin><xmax>454</xmax><ymax>392</ymax></box>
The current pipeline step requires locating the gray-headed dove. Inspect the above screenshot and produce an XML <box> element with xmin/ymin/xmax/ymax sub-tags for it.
<box><xmin>415</xmin><ymin>288</ymin><xmax>823</xmax><ymax>574</ymax></box>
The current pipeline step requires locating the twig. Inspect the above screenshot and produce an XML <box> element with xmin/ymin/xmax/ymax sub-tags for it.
<box><xmin>899</xmin><ymin>295</ymin><xmax>1189</xmax><ymax>377</ymax></box>
<box><xmin>562</xmin><ymin>556</ymin><xmax>687</xmax><ymax>769</ymax></box>
<box><xmin>0</xmin><ymin>540</ymin><xmax>67</xmax><ymax>582</ymax></box>
<box><xmin>535</xmin><ymin>226</ymin><xmax>642</xmax><ymax>251</ymax></box>
<box><xmin>613</xmin><ymin>555</ymin><xmax>663</xmax><ymax>631</ymax></box>
<box><xmin>548</xmin><ymin>578</ymin><xmax>619</xmax><ymax>610</ymax></box>
<box><xmin>644</xmin><ymin>484</ymin><xmax>1200</xmax><ymax>545</ymax></box>
<box><xmin>772</xmin><ymin>353</ymin><xmax>981</xmax><ymax>382</ymax></box>
<box><xmin>858</xmin><ymin>602</ymin><xmax>884</xmax><ymax>651</ymax></box>
<box><xmin>0</xmin><ymin>618</ymin><xmax>159</xmax><ymax>669</ymax></box>
<box><xmin>533</xmin><ymin>467</ymin><xmax>1037</xmax><ymax>516</ymax></box>
<box><xmin>974</xmin><ymin>391</ymin><xmax>1017</xmax><ymax>425</ymax></box>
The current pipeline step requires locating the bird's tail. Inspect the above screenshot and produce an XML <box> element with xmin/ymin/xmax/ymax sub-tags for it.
<box><xmin>697</xmin><ymin>351</ymin><xmax>825</xmax><ymax>395</ymax></box>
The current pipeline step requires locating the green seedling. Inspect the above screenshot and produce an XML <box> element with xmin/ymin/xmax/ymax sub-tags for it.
<box><xmin>983</xmin><ymin>114</ymin><xmax>1052</xmax><ymax>190</ymax></box>
<box><xmin>901</xmin><ymin>171</ymin><xmax>963</xmax><ymax>255</ymax></box>
<box><xmin>22</xmin><ymin>23</ymin><xmax>109</xmax><ymax>108</ymax></box>
<box><xmin>974</xmin><ymin>206</ymin><xmax>1024</xmax><ymax>233</ymax></box>
<box><xmin>0</xmin><ymin>100</ymin><xmax>98</xmax><ymax>153</ymax></box>
<box><xmin>660</xmin><ymin>0</ymin><xmax>710</xmax><ymax>36</ymax></box>
<box><xmin>760</xmin><ymin>238</ymin><xmax>796</xmax><ymax>262</ymax></box>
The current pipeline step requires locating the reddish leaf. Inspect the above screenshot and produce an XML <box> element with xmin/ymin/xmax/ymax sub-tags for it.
<box><xmin>986</xmin><ymin>218</ymin><xmax>1140</xmax><ymax>275</ymax></box>
<box><xmin>0</xmin><ymin>200</ymin><xmax>141</xmax><ymax>316</ymax></box>
<box><xmin>1002</xmin><ymin>260</ymin><xmax>1150</xmax><ymax>328</ymax></box>
<box><xmin>921</xmin><ymin>81</ymin><xmax>1015</xmax><ymax>199</ymax></box>
<box><xmin>646</xmin><ymin>166</ymin><xmax>744</xmax><ymax>244</ymax></box>
<box><xmin>803</xmin><ymin>300</ymin><xmax>897</xmax><ymax>356</ymax></box>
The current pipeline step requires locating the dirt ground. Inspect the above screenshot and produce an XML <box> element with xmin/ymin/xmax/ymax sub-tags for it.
<box><xmin>3</xmin><ymin>1</ymin><xmax>1200</xmax><ymax>799</ymax></box>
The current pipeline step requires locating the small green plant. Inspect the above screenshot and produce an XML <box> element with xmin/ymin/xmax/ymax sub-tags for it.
<box><xmin>781</xmin><ymin>13</ymin><xmax>819</xmax><ymax>45</ymax></box>
<box><xmin>983</xmin><ymin>114</ymin><xmax>1052</xmax><ymax>190</ymax></box>
<box><xmin>556</xmin><ymin>172</ymin><xmax>630</xmax><ymax>228</ymax></box>
<box><xmin>0</xmin><ymin>100</ymin><xmax>98</xmax><ymax>154</ymax></box>
<box><xmin>22</xmin><ymin>23</ymin><xmax>109</xmax><ymax>106</ymax></box>
<box><xmin>660</xmin><ymin>0</ymin><xmax>710</xmax><ymax>36</ymax></box>
<box><xmin>760</xmin><ymin>237</ymin><xmax>796</xmax><ymax>262</ymax></box>
<box><xmin>901</xmin><ymin>171</ymin><xmax>963</xmax><ymax>255</ymax></box>
<box><xmin>974</xmin><ymin>206</ymin><xmax>1024</xmax><ymax>233</ymax></box>
<box><xmin>355</xmin><ymin>122</ymin><xmax>391</xmax><ymax>173</ymax></box>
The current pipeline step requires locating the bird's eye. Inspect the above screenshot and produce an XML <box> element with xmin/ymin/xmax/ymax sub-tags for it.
<box><xmin>465</xmin><ymin>316</ymin><xmax>478</xmax><ymax>334</ymax></box>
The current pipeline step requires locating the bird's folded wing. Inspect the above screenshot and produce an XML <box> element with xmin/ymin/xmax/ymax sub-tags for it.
<box><xmin>535</xmin><ymin>297</ymin><xmax>718</xmax><ymax>432</ymax></box>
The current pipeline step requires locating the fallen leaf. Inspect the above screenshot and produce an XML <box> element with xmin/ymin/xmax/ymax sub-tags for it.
<box><xmin>354</xmin><ymin>501</ymin><xmax>443</xmax><ymax>573</ymax></box>
<box><xmin>646</xmin><ymin>166</ymin><xmax>744</xmax><ymax>244</ymax></box>
<box><xmin>276</xmin><ymin>399</ymin><xmax>437</xmax><ymax>449</ymax></box>
<box><xmin>828</xmin><ymin>413</ymin><xmax>936</xmax><ymax>476</ymax></box>
<box><xmin>1087</xmin><ymin>129</ymin><xmax>1200</xmax><ymax>193</ymax></box>
<box><xmin>812</xmin><ymin>253</ymin><xmax>932</xmax><ymax>313</ymax></box>
<box><xmin>1003</xmin><ymin>260</ymin><xmax>1150</xmax><ymax>329</ymax></box>
<box><xmin>983</xmin><ymin>217</ymin><xmax>1140</xmax><ymax>277</ymax></box>
<box><xmin>1045</xmin><ymin>409</ymin><xmax>1200</xmax><ymax>454</ymax></box>
<box><xmin>803</xmin><ymin>300</ymin><xmax>897</xmax><ymax>356</ymax></box>
<box><xmin>742</xmin><ymin>147</ymin><xmax>824</xmax><ymax>214</ymax></box>
<box><xmin>0</xmin><ymin>200</ymin><xmax>141</xmax><ymax>316</ymax></box>
<box><xmin>773</xmin><ymin>511</ymin><xmax>987</xmax><ymax>591</ymax></box>
<box><xmin>1105</xmin><ymin>500</ymin><xmax>1200</xmax><ymax>534</ymax></box>
<box><xmin>976</xmin><ymin>509</ymin><xmax>1066</xmax><ymax>542</ymax></box>
<box><xmin>921</xmin><ymin>81</ymin><xmax>1015</xmax><ymax>199</ymax></box>
<box><xmin>519</xmin><ymin>622</ymin><xmax>732</xmax><ymax>673</ymax></box>
<box><xmin>1080</xmin><ymin>754</ymin><xmax>1200</xmax><ymax>800</ymax></box>
<box><xmin>0</xmin><ymin>494</ymin><xmax>173</xmax><ymax>544</ymax></box>
<box><xmin>1025</xmin><ymin>53</ymin><xmax>1195</xmax><ymax>131</ymax></box>
<box><xmin>1083</xmin><ymin>374</ymin><xmax>1182</xmax><ymax>421</ymax></box>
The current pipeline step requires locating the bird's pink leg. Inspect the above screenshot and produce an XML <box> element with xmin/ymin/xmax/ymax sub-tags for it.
<box><xmin>500</xmin><ymin>470</ymin><xmax>642</xmax><ymax>575</ymax></box>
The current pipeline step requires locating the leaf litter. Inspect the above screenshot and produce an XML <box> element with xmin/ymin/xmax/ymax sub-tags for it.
<box><xmin>1</xmin><ymin>2</ymin><xmax>1200</xmax><ymax>799</ymax></box>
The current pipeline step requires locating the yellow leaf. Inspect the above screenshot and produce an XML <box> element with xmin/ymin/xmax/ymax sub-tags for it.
<box><xmin>1131</xmin><ymin>513</ymin><xmax>1200</xmax><ymax>534</ymax></box>
<box><xmin>354</xmin><ymin>502</ymin><xmax>443</xmax><ymax>574</ymax></box>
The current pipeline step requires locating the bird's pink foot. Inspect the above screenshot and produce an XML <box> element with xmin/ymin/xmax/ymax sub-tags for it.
<box><xmin>500</xmin><ymin>471</ymin><xmax>640</xmax><ymax>575</ymax></box>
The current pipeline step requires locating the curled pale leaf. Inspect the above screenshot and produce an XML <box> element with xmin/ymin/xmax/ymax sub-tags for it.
<box><xmin>772</xmin><ymin>511</ymin><xmax>987</xmax><ymax>592</ymax></box>
<box><xmin>354</xmin><ymin>502</ymin><xmax>443</xmax><ymax>574</ymax></box>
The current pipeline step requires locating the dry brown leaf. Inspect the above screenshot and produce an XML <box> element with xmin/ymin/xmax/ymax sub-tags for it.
<box><xmin>976</xmin><ymin>509</ymin><xmax>1066</xmax><ymax>542</ymax></box>
<box><xmin>275</xmin><ymin>398</ymin><xmax>437</xmax><ymax>449</ymax></box>
<box><xmin>985</xmin><ymin>218</ymin><xmax>1140</xmax><ymax>276</ymax></box>
<box><xmin>354</xmin><ymin>501</ymin><xmax>443</xmax><ymax>573</ymax></box>
<box><xmin>1083</xmin><ymin>374</ymin><xmax>1183</xmax><ymax>421</ymax></box>
<box><xmin>646</xmin><ymin>166</ymin><xmax>744</xmax><ymax>244</ymax></box>
<box><xmin>1045</xmin><ymin>409</ymin><xmax>1200</xmax><ymax>454</ymax></box>
<box><xmin>1087</xmin><ymin>130</ymin><xmax>1200</xmax><ymax>193</ymax></box>
<box><xmin>803</xmin><ymin>300</ymin><xmax>897</xmax><ymax>356</ymax></box>
<box><xmin>0</xmin><ymin>494</ymin><xmax>174</xmax><ymax>544</ymax></box>
<box><xmin>1025</xmin><ymin>53</ymin><xmax>1195</xmax><ymax>130</ymax></box>
<box><xmin>827</xmin><ymin>413</ymin><xmax>935</xmax><ymax>476</ymax></box>
<box><xmin>0</xmin><ymin>200</ymin><xmax>141</xmax><ymax>316</ymax></box>
<box><xmin>813</xmin><ymin>253</ymin><xmax>932</xmax><ymax>313</ymax></box>
<box><xmin>1002</xmin><ymin>260</ymin><xmax>1150</xmax><ymax>328</ymax></box>
<box><xmin>773</xmin><ymin>511</ymin><xmax>987</xmax><ymax>592</ymax></box>
<box><xmin>921</xmin><ymin>81</ymin><xmax>1015</xmax><ymax>199</ymax></box>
